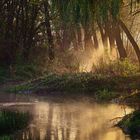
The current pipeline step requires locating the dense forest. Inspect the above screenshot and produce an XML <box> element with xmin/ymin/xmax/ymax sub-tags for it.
<box><xmin>0</xmin><ymin>0</ymin><xmax>140</xmax><ymax>140</ymax></box>
<box><xmin>0</xmin><ymin>0</ymin><xmax>140</xmax><ymax>74</ymax></box>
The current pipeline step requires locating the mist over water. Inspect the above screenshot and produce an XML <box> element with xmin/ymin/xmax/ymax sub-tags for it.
<box><xmin>30</xmin><ymin>102</ymin><xmax>132</xmax><ymax>140</ymax></box>
<box><xmin>0</xmin><ymin>95</ymin><xmax>133</xmax><ymax>140</ymax></box>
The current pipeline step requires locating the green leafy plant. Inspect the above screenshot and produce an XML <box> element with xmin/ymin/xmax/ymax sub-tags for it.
<box><xmin>118</xmin><ymin>110</ymin><xmax>140</xmax><ymax>138</ymax></box>
<box><xmin>0</xmin><ymin>110</ymin><xmax>31</xmax><ymax>135</ymax></box>
<box><xmin>96</xmin><ymin>89</ymin><xmax>117</xmax><ymax>101</ymax></box>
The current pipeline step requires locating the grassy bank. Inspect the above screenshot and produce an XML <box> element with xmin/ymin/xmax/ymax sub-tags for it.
<box><xmin>3</xmin><ymin>60</ymin><xmax>140</xmax><ymax>139</ymax></box>
<box><xmin>7</xmin><ymin>73</ymin><xmax>140</xmax><ymax>95</ymax></box>
<box><xmin>117</xmin><ymin>91</ymin><xmax>140</xmax><ymax>139</ymax></box>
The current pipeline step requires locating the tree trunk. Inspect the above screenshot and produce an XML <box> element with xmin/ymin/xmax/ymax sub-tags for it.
<box><xmin>93</xmin><ymin>30</ymin><xmax>99</xmax><ymax>49</ymax></box>
<box><xmin>105</xmin><ymin>22</ymin><xmax>115</xmax><ymax>49</ymax></box>
<box><xmin>44</xmin><ymin>0</ymin><xmax>55</xmax><ymax>60</ymax></box>
<box><xmin>84</xmin><ymin>28</ymin><xmax>94</xmax><ymax>50</ymax></box>
<box><xmin>118</xmin><ymin>19</ymin><xmax>140</xmax><ymax>65</ymax></box>
<box><xmin>114</xmin><ymin>22</ymin><xmax>127</xmax><ymax>59</ymax></box>
<box><xmin>97</xmin><ymin>21</ymin><xmax>108</xmax><ymax>48</ymax></box>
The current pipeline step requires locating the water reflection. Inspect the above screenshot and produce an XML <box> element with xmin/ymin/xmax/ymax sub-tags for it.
<box><xmin>0</xmin><ymin>101</ymin><xmax>132</xmax><ymax>140</ymax></box>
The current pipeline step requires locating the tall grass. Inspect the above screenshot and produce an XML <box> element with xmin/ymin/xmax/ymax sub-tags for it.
<box><xmin>93</xmin><ymin>59</ymin><xmax>139</xmax><ymax>76</ymax></box>
<box><xmin>0</xmin><ymin>110</ymin><xmax>30</xmax><ymax>135</ymax></box>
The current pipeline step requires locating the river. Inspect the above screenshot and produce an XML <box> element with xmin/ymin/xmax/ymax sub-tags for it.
<box><xmin>0</xmin><ymin>93</ymin><xmax>133</xmax><ymax>140</ymax></box>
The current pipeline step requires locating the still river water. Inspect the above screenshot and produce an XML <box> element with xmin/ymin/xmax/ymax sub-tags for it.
<box><xmin>0</xmin><ymin>93</ymin><xmax>133</xmax><ymax>140</ymax></box>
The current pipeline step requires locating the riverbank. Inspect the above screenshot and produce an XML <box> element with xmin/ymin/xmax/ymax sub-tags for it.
<box><xmin>7</xmin><ymin>73</ymin><xmax>140</xmax><ymax>93</ymax></box>
<box><xmin>2</xmin><ymin>72</ymin><xmax>140</xmax><ymax>139</ymax></box>
<box><xmin>117</xmin><ymin>91</ymin><xmax>140</xmax><ymax>139</ymax></box>
<box><xmin>0</xmin><ymin>99</ymin><xmax>132</xmax><ymax>140</ymax></box>
<box><xmin>118</xmin><ymin>110</ymin><xmax>140</xmax><ymax>139</ymax></box>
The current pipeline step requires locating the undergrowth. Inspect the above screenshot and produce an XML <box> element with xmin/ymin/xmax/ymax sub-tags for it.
<box><xmin>0</xmin><ymin>110</ymin><xmax>30</xmax><ymax>135</ymax></box>
<box><xmin>118</xmin><ymin>110</ymin><xmax>140</xmax><ymax>139</ymax></box>
<box><xmin>94</xmin><ymin>59</ymin><xmax>139</xmax><ymax>76</ymax></box>
<box><xmin>7</xmin><ymin>72</ymin><xmax>140</xmax><ymax>95</ymax></box>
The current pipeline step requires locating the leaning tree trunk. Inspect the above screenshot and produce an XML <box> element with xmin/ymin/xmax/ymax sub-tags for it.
<box><xmin>113</xmin><ymin>22</ymin><xmax>127</xmax><ymax>59</ymax></box>
<box><xmin>118</xmin><ymin>19</ymin><xmax>140</xmax><ymax>65</ymax></box>
<box><xmin>44</xmin><ymin>0</ymin><xmax>55</xmax><ymax>60</ymax></box>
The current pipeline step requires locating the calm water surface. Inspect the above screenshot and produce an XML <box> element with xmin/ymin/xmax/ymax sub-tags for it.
<box><xmin>0</xmin><ymin>93</ymin><xmax>133</xmax><ymax>140</ymax></box>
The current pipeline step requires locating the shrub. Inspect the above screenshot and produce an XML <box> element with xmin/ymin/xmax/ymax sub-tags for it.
<box><xmin>96</xmin><ymin>89</ymin><xmax>117</xmax><ymax>101</ymax></box>
<box><xmin>118</xmin><ymin>110</ymin><xmax>140</xmax><ymax>138</ymax></box>
<box><xmin>94</xmin><ymin>59</ymin><xmax>139</xmax><ymax>76</ymax></box>
<box><xmin>14</xmin><ymin>63</ymin><xmax>40</xmax><ymax>79</ymax></box>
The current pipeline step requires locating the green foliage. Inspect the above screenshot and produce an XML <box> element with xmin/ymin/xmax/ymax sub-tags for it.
<box><xmin>99</xmin><ymin>1</ymin><xmax>109</xmax><ymax>22</ymax></box>
<box><xmin>94</xmin><ymin>59</ymin><xmax>139</xmax><ymax>76</ymax></box>
<box><xmin>0</xmin><ymin>67</ymin><xmax>9</xmax><ymax>83</ymax></box>
<box><xmin>118</xmin><ymin>110</ymin><xmax>140</xmax><ymax>138</ymax></box>
<box><xmin>53</xmin><ymin>0</ymin><xmax>120</xmax><ymax>26</ymax></box>
<box><xmin>96</xmin><ymin>89</ymin><xmax>117</xmax><ymax>101</ymax></box>
<box><xmin>7</xmin><ymin>72</ymin><xmax>140</xmax><ymax>97</ymax></box>
<box><xmin>0</xmin><ymin>63</ymin><xmax>41</xmax><ymax>83</ymax></box>
<box><xmin>0</xmin><ymin>135</ymin><xmax>11</xmax><ymax>140</ymax></box>
<box><xmin>15</xmin><ymin>64</ymin><xmax>39</xmax><ymax>79</ymax></box>
<box><xmin>0</xmin><ymin>110</ymin><xmax>30</xmax><ymax>135</ymax></box>
<box><xmin>111</xmin><ymin>0</ymin><xmax>121</xmax><ymax>18</ymax></box>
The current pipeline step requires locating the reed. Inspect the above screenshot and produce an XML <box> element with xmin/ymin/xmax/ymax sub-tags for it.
<box><xmin>0</xmin><ymin>110</ymin><xmax>30</xmax><ymax>135</ymax></box>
